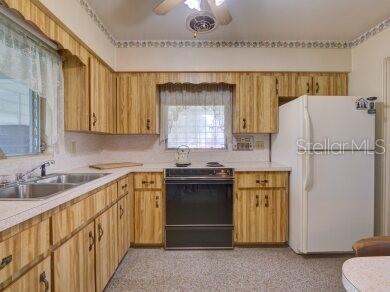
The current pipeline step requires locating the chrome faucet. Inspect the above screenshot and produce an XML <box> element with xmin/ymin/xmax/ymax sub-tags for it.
<box><xmin>16</xmin><ymin>160</ymin><xmax>55</xmax><ymax>182</ymax></box>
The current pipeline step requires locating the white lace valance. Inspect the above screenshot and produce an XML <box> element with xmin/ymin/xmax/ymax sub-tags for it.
<box><xmin>0</xmin><ymin>13</ymin><xmax>63</xmax><ymax>150</ymax></box>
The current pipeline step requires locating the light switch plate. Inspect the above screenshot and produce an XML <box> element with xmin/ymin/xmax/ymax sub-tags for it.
<box><xmin>255</xmin><ymin>140</ymin><xmax>265</xmax><ymax>150</ymax></box>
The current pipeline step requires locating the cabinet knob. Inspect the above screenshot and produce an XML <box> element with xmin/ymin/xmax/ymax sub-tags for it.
<box><xmin>306</xmin><ymin>82</ymin><xmax>310</xmax><ymax>94</ymax></box>
<box><xmin>97</xmin><ymin>223</ymin><xmax>104</xmax><ymax>241</ymax></box>
<box><xmin>265</xmin><ymin>195</ymin><xmax>269</xmax><ymax>207</ymax></box>
<box><xmin>255</xmin><ymin>195</ymin><xmax>259</xmax><ymax>207</ymax></box>
<box><xmin>146</xmin><ymin>119</ymin><xmax>151</xmax><ymax>130</ymax></box>
<box><xmin>92</xmin><ymin>113</ymin><xmax>97</xmax><ymax>126</ymax></box>
<box><xmin>315</xmin><ymin>82</ymin><xmax>320</xmax><ymax>94</ymax></box>
<box><xmin>121</xmin><ymin>184</ymin><xmax>128</xmax><ymax>190</ymax></box>
<box><xmin>88</xmin><ymin>231</ymin><xmax>95</xmax><ymax>251</ymax></box>
<box><xmin>242</xmin><ymin>118</ymin><xmax>247</xmax><ymax>129</ymax></box>
<box><xmin>155</xmin><ymin>196</ymin><xmax>159</xmax><ymax>208</ymax></box>
<box><xmin>39</xmin><ymin>271</ymin><xmax>50</xmax><ymax>292</ymax></box>
<box><xmin>0</xmin><ymin>255</ymin><xmax>12</xmax><ymax>270</ymax></box>
<box><xmin>119</xmin><ymin>205</ymin><xmax>124</xmax><ymax>219</ymax></box>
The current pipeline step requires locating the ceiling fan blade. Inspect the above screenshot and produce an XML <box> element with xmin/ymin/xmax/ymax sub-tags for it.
<box><xmin>154</xmin><ymin>0</ymin><xmax>184</xmax><ymax>15</ymax></box>
<box><xmin>206</xmin><ymin>0</ymin><xmax>232</xmax><ymax>25</ymax></box>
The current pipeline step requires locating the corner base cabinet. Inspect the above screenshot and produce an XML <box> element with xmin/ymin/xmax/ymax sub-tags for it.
<box><xmin>234</xmin><ymin>171</ymin><xmax>289</xmax><ymax>244</ymax></box>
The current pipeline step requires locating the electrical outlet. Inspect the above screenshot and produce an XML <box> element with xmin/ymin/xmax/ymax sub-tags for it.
<box><xmin>255</xmin><ymin>140</ymin><xmax>265</xmax><ymax>150</ymax></box>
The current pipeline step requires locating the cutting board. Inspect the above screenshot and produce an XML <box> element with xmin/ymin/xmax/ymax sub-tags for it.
<box><xmin>89</xmin><ymin>162</ymin><xmax>143</xmax><ymax>170</ymax></box>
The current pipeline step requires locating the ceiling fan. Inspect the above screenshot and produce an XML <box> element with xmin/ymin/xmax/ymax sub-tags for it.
<box><xmin>154</xmin><ymin>0</ymin><xmax>232</xmax><ymax>26</ymax></box>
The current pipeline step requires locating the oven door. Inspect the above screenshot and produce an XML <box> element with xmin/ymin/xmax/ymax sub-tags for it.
<box><xmin>165</xmin><ymin>179</ymin><xmax>233</xmax><ymax>249</ymax></box>
<box><xmin>165</xmin><ymin>179</ymin><xmax>233</xmax><ymax>226</ymax></box>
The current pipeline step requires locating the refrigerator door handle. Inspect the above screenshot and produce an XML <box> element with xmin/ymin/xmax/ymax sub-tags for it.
<box><xmin>303</xmin><ymin>104</ymin><xmax>313</xmax><ymax>191</ymax></box>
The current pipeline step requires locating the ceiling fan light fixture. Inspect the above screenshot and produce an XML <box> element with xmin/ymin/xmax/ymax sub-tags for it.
<box><xmin>184</xmin><ymin>0</ymin><xmax>201</xmax><ymax>11</ymax></box>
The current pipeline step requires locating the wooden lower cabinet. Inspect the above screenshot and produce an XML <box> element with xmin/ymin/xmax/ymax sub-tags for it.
<box><xmin>53</xmin><ymin>222</ymin><xmax>95</xmax><ymax>292</ymax></box>
<box><xmin>235</xmin><ymin>189</ymin><xmax>288</xmax><ymax>244</ymax></box>
<box><xmin>134</xmin><ymin>190</ymin><xmax>163</xmax><ymax>245</ymax></box>
<box><xmin>118</xmin><ymin>194</ymin><xmax>131</xmax><ymax>260</ymax></box>
<box><xmin>95</xmin><ymin>205</ymin><xmax>119</xmax><ymax>291</ymax></box>
<box><xmin>4</xmin><ymin>256</ymin><xmax>51</xmax><ymax>292</ymax></box>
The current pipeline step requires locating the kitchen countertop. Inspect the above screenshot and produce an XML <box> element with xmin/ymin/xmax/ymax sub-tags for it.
<box><xmin>0</xmin><ymin>161</ymin><xmax>290</xmax><ymax>233</ymax></box>
<box><xmin>342</xmin><ymin>256</ymin><xmax>390</xmax><ymax>291</ymax></box>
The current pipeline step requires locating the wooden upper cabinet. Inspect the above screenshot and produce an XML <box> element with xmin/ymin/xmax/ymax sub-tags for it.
<box><xmin>117</xmin><ymin>73</ymin><xmax>159</xmax><ymax>134</ymax></box>
<box><xmin>64</xmin><ymin>55</ymin><xmax>90</xmax><ymax>132</ymax></box>
<box><xmin>296</xmin><ymin>74</ymin><xmax>313</xmax><ymax>96</ymax></box>
<box><xmin>53</xmin><ymin>222</ymin><xmax>95</xmax><ymax>292</ymax></box>
<box><xmin>313</xmin><ymin>75</ymin><xmax>330</xmax><ymax>95</ymax></box>
<box><xmin>90</xmin><ymin>56</ymin><xmax>116</xmax><ymax>134</ymax></box>
<box><xmin>234</xmin><ymin>73</ymin><xmax>278</xmax><ymax>134</ymax></box>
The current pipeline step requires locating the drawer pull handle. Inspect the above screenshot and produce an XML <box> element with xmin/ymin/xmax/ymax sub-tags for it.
<box><xmin>156</xmin><ymin>196</ymin><xmax>159</xmax><ymax>208</ymax></box>
<box><xmin>120</xmin><ymin>205</ymin><xmax>124</xmax><ymax>219</ymax></box>
<box><xmin>98</xmin><ymin>224</ymin><xmax>104</xmax><ymax>241</ymax></box>
<box><xmin>92</xmin><ymin>113</ymin><xmax>97</xmax><ymax>126</ymax></box>
<box><xmin>0</xmin><ymin>255</ymin><xmax>12</xmax><ymax>270</ymax></box>
<box><xmin>306</xmin><ymin>82</ymin><xmax>310</xmax><ymax>94</ymax></box>
<box><xmin>121</xmin><ymin>184</ymin><xmax>128</xmax><ymax>190</ymax></box>
<box><xmin>88</xmin><ymin>231</ymin><xmax>95</xmax><ymax>251</ymax></box>
<box><xmin>316</xmin><ymin>82</ymin><xmax>320</xmax><ymax>94</ymax></box>
<box><xmin>265</xmin><ymin>195</ymin><xmax>269</xmax><ymax>207</ymax></box>
<box><xmin>39</xmin><ymin>271</ymin><xmax>49</xmax><ymax>292</ymax></box>
<box><xmin>146</xmin><ymin>119</ymin><xmax>151</xmax><ymax>130</ymax></box>
<box><xmin>255</xmin><ymin>195</ymin><xmax>259</xmax><ymax>207</ymax></box>
<box><xmin>242</xmin><ymin>118</ymin><xmax>247</xmax><ymax>129</ymax></box>
<box><xmin>256</xmin><ymin>179</ymin><xmax>268</xmax><ymax>184</ymax></box>
<box><xmin>142</xmin><ymin>180</ymin><xmax>155</xmax><ymax>185</ymax></box>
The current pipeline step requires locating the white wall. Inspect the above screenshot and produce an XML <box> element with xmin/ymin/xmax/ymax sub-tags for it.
<box><xmin>349</xmin><ymin>28</ymin><xmax>390</xmax><ymax>235</ymax></box>
<box><xmin>37</xmin><ymin>0</ymin><xmax>116</xmax><ymax>68</ymax></box>
<box><xmin>116</xmin><ymin>47</ymin><xmax>351</xmax><ymax>72</ymax></box>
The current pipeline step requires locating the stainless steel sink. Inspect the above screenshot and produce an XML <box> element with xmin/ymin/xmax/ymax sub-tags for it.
<box><xmin>0</xmin><ymin>183</ymin><xmax>76</xmax><ymax>200</ymax></box>
<box><xmin>35</xmin><ymin>173</ymin><xmax>108</xmax><ymax>184</ymax></box>
<box><xmin>0</xmin><ymin>173</ymin><xmax>109</xmax><ymax>200</ymax></box>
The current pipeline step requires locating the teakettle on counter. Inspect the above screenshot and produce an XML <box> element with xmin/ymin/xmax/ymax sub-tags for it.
<box><xmin>175</xmin><ymin>145</ymin><xmax>191</xmax><ymax>167</ymax></box>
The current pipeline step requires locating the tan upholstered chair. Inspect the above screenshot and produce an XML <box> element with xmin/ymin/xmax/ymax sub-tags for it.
<box><xmin>353</xmin><ymin>236</ymin><xmax>390</xmax><ymax>257</ymax></box>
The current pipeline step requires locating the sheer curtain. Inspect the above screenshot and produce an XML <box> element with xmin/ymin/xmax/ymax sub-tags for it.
<box><xmin>0</xmin><ymin>13</ymin><xmax>63</xmax><ymax>152</ymax></box>
<box><xmin>160</xmin><ymin>83</ymin><xmax>232</xmax><ymax>148</ymax></box>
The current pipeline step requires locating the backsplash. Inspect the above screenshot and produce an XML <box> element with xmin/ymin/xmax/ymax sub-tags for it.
<box><xmin>0</xmin><ymin>132</ymin><xmax>104</xmax><ymax>179</ymax></box>
<box><xmin>99</xmin><ymin>134</ymin><xmax>270</xmax><ymax>165</ymax></box>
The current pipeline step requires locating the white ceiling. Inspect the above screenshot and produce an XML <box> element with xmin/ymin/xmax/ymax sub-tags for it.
<box><xmin>87</xmin><ymin>0</ymin><xmax>390</xmax><ymax>41</ymax></box>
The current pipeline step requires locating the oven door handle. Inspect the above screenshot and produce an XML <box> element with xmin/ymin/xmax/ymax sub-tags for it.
<box><xmin>165</xmin><ymin>179</ymin><xmax>234</xmax><ymax>185</ymax></box>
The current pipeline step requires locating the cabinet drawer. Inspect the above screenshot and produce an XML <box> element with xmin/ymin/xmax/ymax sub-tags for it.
<box><xmin>134</xmin><ymin>173</ymin><xmax>163</xmax><ymax>190</ymax></box>
<box><xmin>0</xmin><ymin>219</ymin><xmax>50</xmax><ymax>284</ymax></box>
<box><xmin>52</xmin><ymin>194</ymin><xmax>95</xmax><ymax>245</ymax></box>
<box><xmin>4</xmin><ymin>256</ymin><xmax>51</xmax><ymax>292</ymax></box>
<box><xmin>118</xmin><ymin>176</ymin><xmax>130</xmax><ymax>199</ymax></box>
<box><xmin>52</xmin><ymin>183</ymin><xmax>118</xmax><ymax>244</ymax></box>
<box><xmin>236</xmin><ymin>172</ymin><xmax>288</xmax><ymax>189</ymax></box>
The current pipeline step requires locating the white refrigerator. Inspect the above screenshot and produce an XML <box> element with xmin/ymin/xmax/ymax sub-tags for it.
<box><xmin>272</xmin><ymin>95</ymin><xmax>375</xmax><ymax>254</ymax></box>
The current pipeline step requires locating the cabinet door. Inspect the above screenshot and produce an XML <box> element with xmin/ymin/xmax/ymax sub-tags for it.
<box><xmin>118</xmin><ymin>194</ymin><xmax>131</xmax><ymax>261</ymax></box>
<box><xmin>117</xmin><ymin>73</ymin><xmax>158</xmax><ymax>134</ymax></box>
<box><xmin>313</xmin><ymin>74</ymin><xmax>331</xmax><ymax>95</ymax></box>
<box><xmin>234</xmin><ymin>74</ymin><xmax>278</xmax><ymax>133</ymax></box>
<box><xmin>4</xmin><ymin>256</ymin><xmax>51</xmax><ymax>292</ymax></box>
<box><xmin>134</xmin><ymin>191</ymin><xmax>163</xmax><ymax>245</ymax></box>
<box><xmin>257</xmin><ymin>189</ymin><xmax>288</xmax><ymax>243</ymax></box>
<box><xmin>296</xmin><ymin>75</ymin><xmax>312</xmax><ymax>96</ymax></box>
<box><xmin>90</xmin><ymin>57</ymin><xmax>116</xmax><ymax>133</ymax></box>
<box><xmin>235</xmin><ymin>190</ymin><xmax>259</xmax><ymax>243</ymax></box>
<box><xmin>53</xmin><ymin>222</ymin><xmax>95</xmax><ymax>292</ymax></box>
<box><xmin>329</xmin><ymin>73</ymin><xmax>348</xmax><ymax>96</ymax></box>
<box><xmin>63</xmin><ymin>55</ymin><xmax>90</xmax><ymax>131</ymax></box>
<box><xmin>95</xmin><ymin>205</ymin><xmax>118</xmax><ymax>292</ymax></box>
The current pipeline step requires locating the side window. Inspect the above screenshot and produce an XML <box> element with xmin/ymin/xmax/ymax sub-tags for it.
<box><xmin>0</xmin><ymin>74</ymin><xmax>41</xmax><ymax>156</ymax></box>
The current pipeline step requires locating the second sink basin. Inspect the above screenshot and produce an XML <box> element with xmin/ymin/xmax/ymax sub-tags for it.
<box><xmin>0</xmin><ymin>183</ymin><xmax>76</xmax><ymax>200</ymax></box>
<box><xmin>35</xmin><ymin>173</ymin><xmax>108</xmax><ymax>184</ymax></box>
